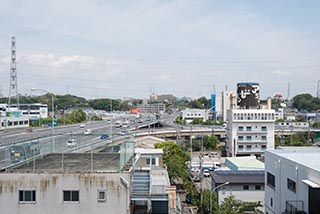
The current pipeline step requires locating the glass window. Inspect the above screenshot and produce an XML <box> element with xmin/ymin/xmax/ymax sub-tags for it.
<box><xmin>238</xmin><ymin>136</ymin><xmax>243</xmax><ymax>141</ymax></box>
<box><xmin>261</xmin><ymin>126</ymin><xmax>267</xmax><ymax>131</ymax></box>
<box><xmin>243</xmin><ymin>185</ymin><xmax>249</xmax><ymax>190</ymax></box>
<box><xmin>97</xmin><ymin>190</ymin><xmax>107</xmax><ymax>202</ymax></box>
<box><xmin>246</xmin><ymin>126</ymin><xmax>252</xmax><ymax>131</ymax></box>
<box><xmin>246</xmin><ymin>145</ymin><xmax>252</xmax><ymax>149</ymax></box>
<box><xmin>19</xmin><ymin>190</ymin><xmax>36</xmax><ymax>202</ymax></box>
<box><xmin>287</xmin><ymin>178</ymin><xmax>296</xmax><ymax>193</ymax></box>
<box><xmin>267</xmin><ymin>172</ymin><xmax>275</xmax><ymax>188</ymax></box>
<box><xmin>262</xmin><ymin>136</ymin><xmax>267</xmax><ymax>141</ymax></box>
<box><xmin>238</xmin><ymin>126</ymin><xmax>244</xmax><ymax>131</ymax></box>
<box><xmin>63</xmin><ymin>190</ymin><xmax>79</xmax><ymax>202</ymax></box>
<box><xmin>246</xmin><ymin>136</ymin><xmax>252</xmax><ymax>141</ymax></box>
<box><xmin>255</xmin><ymin>185</ymin><xmax>261</xmax><ymax>190</ymax></box>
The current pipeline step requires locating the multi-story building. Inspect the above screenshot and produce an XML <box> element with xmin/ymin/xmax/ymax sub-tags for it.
<box><xmin>221</xmin><ymin>91</ymin><xmax>236</xmax><ymax>122</ymax></box>
<box><xmin>226</xmin><ymin>82</ymin><xmax>275</xmax><ymax>157</ymax></box>
<box><xmin>137</xmin><ymin>103</ymin><xmax>165</xmax><ymax>114</ymax></box>
<box><xmin>265</xmin><ymin>147</ymin><xmax>320</xmax><ymax>214</ymax></box>
<box><xmin>0</xmin><ymin>103</ymin><xmax>29</xmax><ymax>130</ymax></box>
<box><xmin>227</xmin><ymin>109</ymin><xmax>275</xmax><ymax>157</ymax></box>
<box><xmin>0</xmin><ymin>140</ymin><xmax>177</xmax><ymax>214</ymax></box>
<box><xmin>9</xmin><ymin>103</ymin><xmax>48</xmax><ymax>120</ymax></box>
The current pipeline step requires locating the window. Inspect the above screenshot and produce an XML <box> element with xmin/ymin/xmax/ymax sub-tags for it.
<box><xmin>246</xmin><ymin>145</ymin><xmax>252</xmax><ymax>149</ymax></box>
<box><xmin>19</xmin><ymin>190</ymin><xmax>36</xmax><ymax>202</ymax></box>
<box><xmin>267</xmin><ymin>172</ymin><xmax>275</xmax><ymax>188</ymax></box>
<box><xmin>261</xmin><ymin>136</ymin><xmax>267</xmax><ymax>141</ymax></box>
<box><xmin>97</xmin><ymin>190</ymin><xmax>107</xmax><ymax>202</ymax></box>
<box><xmin>238</xmin><ymin>136</ymin><xmax>243</xmax><ymax>141</ymax></box>
<box><xmin>270</xmin><ymin>198</ymin><xmax>273</xmax><ymax>207</ymax></box>
<box><xmin>243</xmin><ymin>185</ymin><xmax>249</xmax><ymax>190</ymax></box>
<box><xmin>246</xmin><ymin>126</ymin><xmax>252</xmax><ymax>131</ymax></box>
<box><xmin>63</xmin><ymin>190</ymin><xmax>79</xmax><ymax>202</ymax></box>
<box><xmin>246</xmin><ymin>136</ymin><xmax>252</xmax><ymax>141</ymax></box>
<box><xmin>238</xmin><ymin>145</ymin><xmax>243</xmax><ymax>149</ymax></box>
<box><xmin>261</xmin><ymin>126</ymin><xmax>267</xmax><ymax>131</ymax></box>
<box><xmin>287</xmin><ymin>178</ymin><xmax>296</xmax><ymax>193</ymax></box>
<box><xmin>238</xmin><ymin>126</ymin><xmax>244</xmax><ymax>131</ymax></box>
<box><xmin>255</xmin><ymin>185</ymin><xmax>261</xmax><ymax>190</ymax></box>
<box><xmin>262</xmin><ymin>145</ymin><xmax>267</xmax><ymax>149</ymax></box>
<box><xmin>146</xmin><ymin>158</ymin><xmax>156</xmax><ymax>165</ymax></box>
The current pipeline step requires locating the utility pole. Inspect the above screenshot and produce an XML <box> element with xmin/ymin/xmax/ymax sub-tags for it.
<box><xmin>317</xmin><ymin>80</ymin><xmax>320</xmax><ymax>98</ymax></box>
<box><xmin>200</xmin><ymin>135</ymin><xmax>204</xmax><ymax>214</ymax></box>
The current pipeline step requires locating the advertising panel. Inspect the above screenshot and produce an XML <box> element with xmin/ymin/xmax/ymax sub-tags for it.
<box><xmin>237</xmin><ymin>82</ymin><xmax>260</xmax><ymax>108</ymax></box>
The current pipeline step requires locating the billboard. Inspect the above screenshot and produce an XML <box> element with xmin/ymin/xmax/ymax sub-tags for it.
<box><xmin>237</xmin><ymin>82</ymin><xmax>260</xmax><ymax>108</ymax></box>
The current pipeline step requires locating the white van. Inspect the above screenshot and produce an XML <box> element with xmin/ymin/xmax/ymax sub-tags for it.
<box><xmin>67</xmin><ymin>139</ymin><xmax>77</xmax><ymax>147</ymax></box>
<box><xmin>84</xmin><ymin>129</ymin><xmax>91</xmax><ymax>135</ymax></box>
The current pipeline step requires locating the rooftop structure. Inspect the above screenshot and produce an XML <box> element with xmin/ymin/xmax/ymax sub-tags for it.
<box><xmin>225</xmin><ymin>156</ymin><xmax>264</xmax><ymax>170</ymax></box>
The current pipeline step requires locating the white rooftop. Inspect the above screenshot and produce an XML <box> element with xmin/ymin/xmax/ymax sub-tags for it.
<box><xmin>268</xmin><ymin>147</ymin><xmax>320</xmax><ymax>172</ymax></box>
<box><xmin>135</xmin><ymin>148</ymin><xmax>163</xmax><ymax>155</ymax></box>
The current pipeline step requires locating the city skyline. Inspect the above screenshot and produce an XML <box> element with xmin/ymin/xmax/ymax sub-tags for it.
<box><xmin>0</xmin><ymin>0</ymin><xmax>319</xmax><ymax>99</ymax></box>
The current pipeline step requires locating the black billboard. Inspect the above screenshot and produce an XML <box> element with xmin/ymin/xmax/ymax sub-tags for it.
<box><xmin>237</xmin><ymin>82</ymin><xmax>260</xmax><ymax>108</ymax></box>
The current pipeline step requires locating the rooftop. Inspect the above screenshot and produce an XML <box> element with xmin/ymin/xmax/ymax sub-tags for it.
<box><xmin>267</xmin><ymin>147</ymin><xmax>320</xmax><ymax>172</ymax></box>
<box><xmin>211</xmin><ymin>170</ymin><xmax>264</xmax><ymax>184</ymax></box>
<box><xmin>5</xmin><ymin>153</ymin><xmax>121</xmax><ymax>173</ymax></box>
<box><xmin>226</xmin><ymin>156</ymin><xmax>264</xmax><ymax>170</ymax></box>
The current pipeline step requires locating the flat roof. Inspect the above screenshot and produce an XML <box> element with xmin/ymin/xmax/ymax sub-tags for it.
<box><xmin>226</xmin><ymin>156</ymin><xmax>264</xmax><ymax>170</ymax></box>
<box><xmin>267</xmin><ymin>147</ymin><xmax>320</xmax><ymax>172</ymax></box>
<box><xmin>5</xmin><ymin>153</ymin><xmax>121</xmax><ymax>173</ymax></box>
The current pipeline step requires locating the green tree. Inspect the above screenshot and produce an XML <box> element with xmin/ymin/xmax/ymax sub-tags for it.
<box><xmin>218</xmin><ymin>196</ymin><xmax>262</xmax><ymax>214</ymax></box>
<box><xmin>203</xmin><ymin>135</ymin><xmax>219</xmax><ymax>150</ymax></box>
<box><xmin>69</xmin><ymin>109</ymin><xmax>86</xmax><ymax>123</ymax></box>
<box><xmin>154</xmin><ymin>142</ymin><xmax>189</xmax><ymax>182</ymax></box>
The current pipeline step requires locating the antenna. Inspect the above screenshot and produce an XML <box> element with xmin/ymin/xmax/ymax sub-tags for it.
<box><xmin>287</xmin><ymin>82</ymin><xmax>290</xmax><ymax>100</ymax></box>
<box><xmin>8</xmin><ymin>36</ymin><xmax>19</xmax><ymax>108</ymax></box>
<box><xmin>317</xmin><ymin>80</ymin><xmax>320</xmax><ymax>98</ymax></box>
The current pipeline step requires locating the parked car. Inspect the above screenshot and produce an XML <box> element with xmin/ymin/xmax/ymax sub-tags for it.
<box><xmin>100</xmin><ymin>134</ymin><xmax>109</xmax><ymax>140</ymax></box>
<box><xmin>186</xmin><ymin>194</ymin><xmax>192</xmax><ymax>204</ymax></box>
<box><xmin>66</xmin><ymin>139</ymin><xmax>77</xmax><ymax>147</ymax></box>
<box><xmin>203</xmin><ymin>169</ymin><xmax>210</xmax><ymax>177</ymax></box>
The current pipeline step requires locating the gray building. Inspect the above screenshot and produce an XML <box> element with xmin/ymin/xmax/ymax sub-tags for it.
<box><xmin>265</xmin><ymin>147</ymin><xmax>320</xmax><ymax>214</ymax></box>
<box><xmin>211</xmin><ymin>170</ymin><xmax>265</xmax><ymax>206</ymax></box>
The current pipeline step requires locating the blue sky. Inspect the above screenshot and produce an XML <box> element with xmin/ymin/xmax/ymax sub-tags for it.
<box><xmin>0</xmin><ymin>0</ymin><xmax>319</xmax><ymax>99</ymax></box>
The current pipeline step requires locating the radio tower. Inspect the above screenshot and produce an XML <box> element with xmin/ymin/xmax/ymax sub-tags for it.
<box><xmin>8</xmin><ymin>36</ymin><xmax>19</xmax><ymax>108</ymax></box>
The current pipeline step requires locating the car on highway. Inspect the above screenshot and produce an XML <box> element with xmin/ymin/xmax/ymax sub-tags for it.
<box><xmin>100</xmin><ymin>134</ymin><xmax>109</xmax><ymax>140</ymax></box>
<box><xmin>80</xmin><ymin>124</ymin><xmax>85</xmax><ymax>128</ymax></box>
<box><xmin>84</xmin><ymin>129</ymin><xmax>91</xmax><ymax>135</ymax></box>
<box><xmin>66</xmin><ymin>139</ymin><xmax>77</xmax><ymax>147</ymax></box>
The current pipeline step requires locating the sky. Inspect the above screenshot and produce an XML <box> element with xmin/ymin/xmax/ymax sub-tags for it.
<box><xmin>0</xmin><ymin>0</ymin><xmax>319</xmax><ymax>100</ymax></box>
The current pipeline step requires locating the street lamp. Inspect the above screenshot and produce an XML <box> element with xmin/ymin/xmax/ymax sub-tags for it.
<box><xmin>210</xmin><ymin>182</ymin><xmax>229</xmax><ymax>214</ymax></box>
<box><xmin>31</xmin><ymin>88</ymin><xmax>55</xmax><ymax>152</ymax></box>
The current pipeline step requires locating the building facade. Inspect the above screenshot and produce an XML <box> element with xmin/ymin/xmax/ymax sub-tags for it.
<box><xmin>0</xmin><ymin>103</ymin><xmax>29</xmax><ymax>130</ymax></box>
<box><xmin>226</xmin><ymin>109</ymin><xmax>275</xmax><ymax>157</ymax></box>
<box><xmin>9</xmin><ymin>103</ymin><xmax>48</xmax><ymax>120</ymax></box>
<box><xmin>181</xmin><ymin>109</ymin><xmax>209</xmax><ymax>123</ymax></box>
<box><xmin>265</xmin><ymin>147</ymin><xmax>320</xmax><ymax>214</ymax></box>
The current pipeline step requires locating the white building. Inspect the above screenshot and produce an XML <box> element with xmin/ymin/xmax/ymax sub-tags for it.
<box><xmin>265</xmin><ymin>147</ymin><xmax>320</xmax><ymax>214</ymax></box>
<box><xmin>226</xmin><ymin>109</ymin><xmax>275</xmax><ymax>157</ymax></box>
<box><xmin>9</xmin><ymin>103</ymin><xmax>48</xmax><ymax>120</ymax></box>
<box><xmin>181</xmin><ymin>109</ymin><xmax>209</xmax><ymax>123</ymax></box>
<box><xmin>221</xmin><ymin>91</ymin><xmax>236</xmax><ymax>122</ymax></box>
<box><xmin>0</xmin><ymin>104</ymin><xmax>29</xmax><ymax>130</ymax></box>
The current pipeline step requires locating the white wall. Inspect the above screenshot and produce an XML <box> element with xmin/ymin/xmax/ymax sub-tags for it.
<box><xmin>0</xmin><ymin>172</ymin><xmax>130</xmax><ymax>214</ymax></box>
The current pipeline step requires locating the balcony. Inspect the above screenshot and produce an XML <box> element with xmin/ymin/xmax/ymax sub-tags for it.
<box><xmin>237</xmin><ymin>129</ymin><xmax>268</xmax><ymax>133</ymax></box>
<box><xmin>283</xmin><ymin>201</ymin><xmax>307</xmax><ymax>214</ymax></box>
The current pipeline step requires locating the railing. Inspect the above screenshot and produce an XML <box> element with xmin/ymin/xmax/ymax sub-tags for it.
<box><xmin>284</xmin><ymin>200</ymin><xmax>307</xmax><ymax>214</ymax></box>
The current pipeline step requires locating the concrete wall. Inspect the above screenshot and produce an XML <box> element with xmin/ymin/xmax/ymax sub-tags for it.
<box><xmin>217</xmin><ymin>184</ymin><xmax>265</xmax><ymax>204</ymax></box>
<box><xmin>0</xmin><ymin>172</ymin><xmax>130</xmax><ymax>214</ymax></box>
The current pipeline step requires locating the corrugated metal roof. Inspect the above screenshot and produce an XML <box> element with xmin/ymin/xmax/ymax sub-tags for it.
<box><xmin>211</xmin><ymin>170</ymin><xmax>264</xmax><ymax>184</ymax></box>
